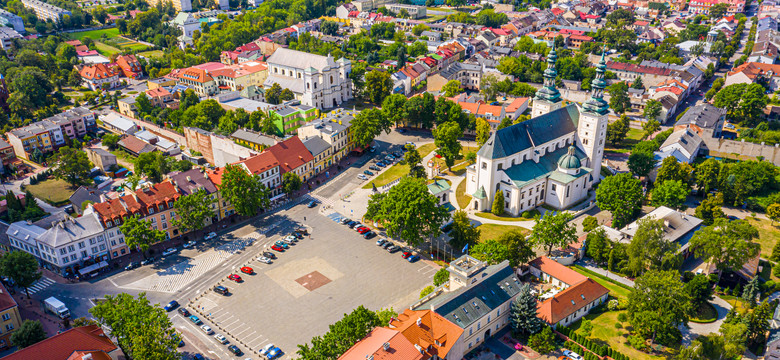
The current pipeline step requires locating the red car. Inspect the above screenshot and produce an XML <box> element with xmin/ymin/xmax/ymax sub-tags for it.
<box><xmin>358</xmin><ymin>227</ymin><xmax>371</xmax><ymax>234</ymax></box>
<box><xmin>355</xmin><ymin>226</ymin><xmax>367</xmax><ymax>232</ymax></box>
<box><xmin>240</xmin><ymin>266</ymin><xmax>253</xmax><ymax>275</ymax></box>
<box><xmin>402</xmin><ymin>251</ymin><xmax>412</xmax><ymax>259</ymax></box>
<box><xmin>227</xmin><ymin>274</ymin><xmax>242</xmax><ymax>282</ymax></box>
<box><xmin>271</xmin><ymin>244</ymin><xmax>285</xmax><ymax>252</ymax></box>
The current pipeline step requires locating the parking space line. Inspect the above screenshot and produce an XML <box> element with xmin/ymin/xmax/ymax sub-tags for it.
<box><xmin>224</xmin><ymin>318</ymin><xmax>240</xmax><ymax>327</ymax></box>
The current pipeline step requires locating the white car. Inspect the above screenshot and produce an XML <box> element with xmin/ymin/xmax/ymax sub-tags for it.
<box><xmin>201</xmin><ymin>325</ymin><xmax>213</xmax><ymax>335</ymax></box>
<box><xmin>284</xmin><ymin>235</ymin><xmax>298</xmax><ymax>243</ymax></box>
<box><xmin>183</xmin><ymin>240</ymin><xmax>197</xmax><ymax>249</ymax></box>
<box><xmin>563</xmin><ymin>350</ymin><xmax>583</xmax><ymax>360</ymax></box>
<box><xmin>214</xmin><ymin>334</ymin><xmax>228</xmax><ymax>344</ymax></box>
<box><xmin>260</xmin><ymin>344</ymin><xmax>275</xmax><ymax>355</ymax></box>
<box><xmin>204</xmin><ymin>232</ymin><xmax>218</xmax><ymax>240</ymax></box>
<box><xmin>357</xmin><ymin>174</ymin><xmax>368</xmax><ymax>181</ymax></box>
<box><xmin>162</xmin><ymin>248</ymin><xmax>177</xmax><ymax>256</ymax></box>
<box><xmin>258</xmin><ymin>256</ymin><xmax>272</xmax><ymax>264</ymax></box>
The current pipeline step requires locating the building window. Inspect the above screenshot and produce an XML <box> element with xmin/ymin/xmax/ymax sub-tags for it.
<box><xmin>5</xmin><ymin>324</ymin><xmax>12</xmax><ymax>331</ymax></box>
<box><xmin>551</xmin><ymin>184</ymin><xmax>556</xmax><ymax>191</ymax></box>
<box><xmin>2</xmin><ymin>313</ymin><xmax>10</xmax><ymax>321</ymax></box>
<box><xmin>481</xmin><ymin>162</ymin><xmax>487</xmax><ymax>170</ymax></box>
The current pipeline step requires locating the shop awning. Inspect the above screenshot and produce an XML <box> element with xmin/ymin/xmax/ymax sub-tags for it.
<box><xmin>78</xmin><ymin>261</ymin><xmax>109</xmax><ymax>276</ymax></box>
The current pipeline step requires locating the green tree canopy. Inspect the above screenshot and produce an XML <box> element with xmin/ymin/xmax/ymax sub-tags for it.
<box><xmin>0</xmin><ymin>251</ymin><xmax>41</xmax><ymax>298</ymax></box>
<box><xmin>220</xmin><ymin>164</ymin><xmax>271</xmax><ymax>217</ymax></box>
<box><xmin>433</xmin><ymin>121</ymin><xmax>462</xmax><ymax>170</ymax></box>
<box><xmin>596</xmin><ymin>173</ymin><xmax>643</xmax><ymax>228</ymax></box>
<box><xmin>689</xmin><ymin>218</ymin><xmax>759</xmax><ymax>281</ymax></box>
<box><xmin>626</xmin><ymin>217</ymin><xmax>679</xmax><ymax>276</ymax></box>
<box><xmin>172</xmin><ymin>189</ymin><xmax>215</xmax><ymax>233</ymax></box>
<box><xmin>53</xmin><ymin>146</ymin><xmax>93</xmax><ymax>189</ymax></box>
<box><xmin>119</xmin><ymin>216</ymin><xmax>166</xmax><ymax>258</ymax></box>
<box><xmin>627</xmin><ymin>151</ymin><xmax>656</xmax><ymax>178</ymax></box>
<box><xmin>133</xmin><ymin>152</ymin><xmax>171</xmax><ymax>183</ymax></box>
<box><xmin>10</xmin><ymin>320</ymin><xmax>46</xmax><ymax>349</ymax></box>
<box><xmin>282</xmin><ymin>172</ymin><xmax>303</xmax><ymax>196</ymax></box>
<box><xmin>651</xmin><ymin>180</ymin><xmax>688</xmax><ymax>209</ymax></box>
<box><xmin>628</xmin><ymin>270</ymin><xmax>691</xmax><ymax>345</ymax></box>
<box><xmin>529</xmin><ymin>211</ymin><xmax>576</xmax><ymax>256</ymax></box>
<box><xmin>365</xmin><ymin>70</ymin><xmax>392</xmax><ymax>104</ymax></box>
<box><xmin>296</xmin><ymin>305</ymin><xmax>383</xmax><ymax>359</ymax></box>
<box><xmin>449</xmin><ymin>210</ymin><xmax>480</xmax><ymax>252</ymax></box>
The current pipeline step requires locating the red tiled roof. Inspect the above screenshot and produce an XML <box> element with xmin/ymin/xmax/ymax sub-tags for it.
<box><xmin>80</xmin><ymin>63</ymin><xmax>119</xmax><ymax>80</ymax></box>
<box><xmin>536</xmin><ymin>278</ymin><xmax>609</xmax><ymax>324</ymax></box>
<box><xmin>146</xmin><ymin>87</ymin><xmax>171</xmax><ymax>98</ymax></box>
<box><xmin>236</xmin><ymin>151</ymin><xmax>279</xmax><ymax>175</ymax></box>
<box><xmin>338</xmin><ymin>327</ymin><xmax>423</xmax><ymax>360</ymax></box>
<box><xmin>530</xmin><ymin>256</ymin><xmax>587</xmax><ymax>285</ymax></box>
<box><xmin>505</xmin><ymin>97</ymin><xmax>529</xmax><ymax>113</ymax></box>
<box><xmin>2</xmin><ymin>325</ymin><xmax>118</xmax><ymax>360</ymax></box>
<box><xmin>0</xmin><ymin>283</ymin><xmax>17</xmax><ymax>313</ymax></box>
<box><xmin>206</xmin><ymin>167</ymin><xmax>225</xmax><ymax>187</ymax></box>
<box><xmin>66</xmin><ymin>351</ymin><xmax>113</xmax><ymax>360</ymax></box>
<box><xmin>551</xmin><ymin>8</ymin><xmax>564</xmax><ymax>15</ymax></box>
<box><xmin>388</xmin><ymin>309</ymin><xmax>463</xmax><ymax>360</ymax></box>
<box><xmin>476</xmin><ymin>104</ymin><xmax>503</xmax><ymax>116</ymax></box>
<box><xmin>265</xmin><ymin>137</ymin><xmax>314</xmax><ymax>174</ymax></box>
<box><xmin>118</xmin><ymin>135</ymin><xmax>155</xmax><ymax>155</ymax></box>
<box><xmin>65</xmin><ymin>40</ymin><xmax>82</xmax><ymax>46</ymax></box>
<box><xmin>179</xmin><ymin>67</ymin><xmax>214</xmax><ymax>83</ymax></box>
<box><xmin>135</xmin><ymin>180</ymin><xmax>180</xmax><ymax>207</ymax></box>
<box><xmin>607</xmin><ymin>61</ymin><xmax>674</xmax><ymax>76</ymax></box>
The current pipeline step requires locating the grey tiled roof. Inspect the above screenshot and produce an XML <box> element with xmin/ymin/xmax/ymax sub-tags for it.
<box><xmin>37</xmin><ymin>213</ymin><xmax>105</xmax><ymax>248</ymax></box>
<box><xmin>675</xmin><ymin>104</ymin><xmax>726</xmax><ymax>130</ymax></box>
<box><xmin>302</xmin><ymin>136</ymin><xmax>330</xmax><ymax>156</ymax></box>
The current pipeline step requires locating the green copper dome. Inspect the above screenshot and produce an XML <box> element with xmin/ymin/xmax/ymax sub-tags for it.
<box><xmin>558</xmin><ymin>146</ymin><xmax>581</xmax><ymax>170</ymax></box>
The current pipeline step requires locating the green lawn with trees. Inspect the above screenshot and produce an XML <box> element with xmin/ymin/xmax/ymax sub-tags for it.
<box><xmin>25</xmin><ymin>178</ymin><xmax>76</xmax><ymax>205</ymax></box>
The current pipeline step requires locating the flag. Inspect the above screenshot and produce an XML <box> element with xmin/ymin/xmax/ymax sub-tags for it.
<box><xmin>462</xmin><ymin>244</ymin><xmax>468</xmax><ymax>253</ymax></box>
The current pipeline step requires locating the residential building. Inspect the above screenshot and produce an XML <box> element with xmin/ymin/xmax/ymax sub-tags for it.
<box><xmin>264</xmin><ymin>48</ymin><xmax>352</xmax><ymax>110</ymax></box>
<box><xmin>619</xmin><ymin>206</ymin><xmax>703</xmax><ymax>257</ymax></box>
<box><xmin>176</xmin><ymin>67</ymin><xmax>218</xmax><ymax>96</ymax></box>
<box><xmin>146</xmin><ymin>0</ymin><xmax>192</xmax><ymax>11</ymax></box>
<box><xmin>216</xmin><ymin>92</ymin><xmax>317</xmax><ymax>134</ymax></box>
<box><xmin>231</xmin><ymin>129</ymin><xmax>277</xmax><ymax>151</ymax></box>
<box><xmin>100</xmin><ymin>112</ymin><xmax>139</xmax><ymax>135</ymax></box>
<box><xmin>726</xmin><ymin>62</ymin><xmax>780</xmax><ymax>91</ymax></box>
<box><xmin>297</xmin><ymin>109</ymin><xmax>355</xmax><ymax>165</ymax></box>
<box><xmin>413</xmin><ymin>255</ymin><xmax>518</xmax><ymax>357</ymax></box>
<box><xmin>673</xmin><ymin>103</ymin><xmax>727</xmax><ymax>144</ymax></box>
<box><xmin>171</xmin><ymin>12</ymin><xmax>199</xmax><ymax>38</ymax></box>
<box><xmin>688</xmin><ymin>0</ymin><xmax>745</xmax><ymax>15</ymax></box>
<box><xmin>145</xmin><ymin>87</ymin><xmax>177</xmax><ymax>109</ymax></box>
<box><xmin>1</xmin><ymin>325</ymin><xmax>120</xmax><ymax>360</ymax></box>
<box><xmin>115</xmin><ymin>54</ymin><xmax>143</xmax><ymax>79</ymax></box>
<box><xmin>211</xmin><ymin>61</ymin><xmax>268</xmax><ymax>92</ymax></box>
<box><xmin>205</xmin><ymin>167</ymin><xmax>236</xmax><ymax>219</ymax></box>
<box><xmin>766</xmin><ymin>329</ymin><xmax>780</xmax><ymax>360</ymax></box>
<box><xmin>265</xmin><ymin>136</ymin><xmax>315</xmax><ymax>181</ymax></box>
<box><xmin>46</xmin><ymin>106</ymin><xmax>96</xmax><ymax>140</ymax></box>
<box><xmin>387</xmin><ymin>309</ymin><xmax>464</xmax><ymax>360</ymax></box>
<box><xmin>339</xmin><ymin>327</ymin><xmax>424</xmax><ymax>360</ymax></box>
<box><xmin>466</xmin><ymin>50</ymin><xmax>608</xmax><ymax>214</ymax></box>
<box><xmin>117</xmin><ymin>96</ymin><xmax>138</xmax><ymax>118</ymax></box>
<box><xmin>87</xmin><ymin>180</ymin><xmax>182</xmax><ymax>244</ymax></box>
<box><xmin>385</xmin><ymin>4</ymin><xmax>427</xmax><ymax>18</ymax></box>
<box><xmin>302</xmin><ymin>136</ymin><xmax>332</xmax><ymax>176</ymax></box>
<box><xmin>68</xmin><ymin>186</ymin><xmax>102</xmax><ymax>215</ymax></box>
<box><xmin>427</xmin><ymin>62</ymin><xmax>483</xmax><ymax>92</ymax></box>
<box><xmin>0</xmin><ymin>283</ymin><xmax>20</xmax><ymax>350</ymax></box>
<box><xmin>85</xmin><ymin>147</ymin><xmax>117</xmax><ymax>172</ymax></box>
<box><xmin>170</xmin><ymin>169</ymin><xmax>220</xmax><ymax>223</ymax></box>
<box><xmin>0</xmin><ymin>27</ymin><xmax>21</xmax><ymax>51</ymax></box>
<box><xmin>529</xmin><ymin>256</ymin><xmax>609</xmax><ymax>328</ymax></box>
<box><xmin>0</xmin><ymin>139</ymin><xmax>15</xmax><ymax>169</ymax></box>
<box><xmin>80</xmin><ymin>63</ymin><xmax>121</xmax><ymax>91</ymax></box>
<box><xmin>6</xmin><ymin>121</ymin><xmax>58</xmax><ymax>160</ymax></box>
<box><xmin>20</xmin><ymin>0</ymin><xmax>71</xmax><ymax>23</ymax></box>
<box><xmin>234</xmin><ymin>151</ymin><xmax>284</xmax><ymax>203</ymax></box>
<box><xmin>117</xmin><ymin>135</ymin><xmax>156</xmax><ymax>156</ymax></box>
<box><xmin>6</xmin><ymin>213</ymin><xmax>111</xmax><ymax>275</ymax></box>
<box><xmin>0</xmin><ymin>9</ymin><xmax>25</xmax><ymax>33</ymax></box>
<box><xmin>655</xmin><ymin>128</ymin><xmax>704</xmax><ymax>164</ymax></box>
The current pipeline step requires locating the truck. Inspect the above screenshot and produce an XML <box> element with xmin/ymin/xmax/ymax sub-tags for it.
<box><xmin>43</xmin><ymin>297</ymin><xmax>70</xmax><ymax>319</ymax></box>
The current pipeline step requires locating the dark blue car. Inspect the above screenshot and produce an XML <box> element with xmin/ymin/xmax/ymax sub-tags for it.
<box><xmin>408</xmin><ymin>255</ymin><xmax>420</xmax><ymax>263</ymax></box>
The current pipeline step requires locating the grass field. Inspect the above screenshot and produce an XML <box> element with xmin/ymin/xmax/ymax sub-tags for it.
<box><xmin>94</xmin><ymin>42</ymin><xmax>121</xmax><ymax>56</ymax></box>
<box><xmin>747</xmin><ymin>217</ymin><xmax>778</xmax><ymax>258</ymax></box>
<box><xmin>571</xmin><ymin>265</ymin><xmax>632</xmax><ymax>300</ymax></box>
<box><xmin>476</xmin><ymin>224</ymin><xmax>529</xmax><ymax>242</ymax></box>
<box><xmin>606</xmin><ymin>128</ymin><xmax>644</xmax><ymax>154</ymax></box>
<box><xmin>569</xmin><ymin>311</ymin><xmax>675</xmax><ymax>360</ymax></box>
<box><xmin>690</xmin><ymin>302</ymin><xmax>717</xmax><ymax>323</ymax></box>
<box><xmin>67</xmin><ymin>28</ymin><xmax>120</xmax><ymax>41</ymax></box>
<box><xmin>26</xmin><ymin>179</ymin><xmax>76</xmax><ymax>205</ymax></box>
<box><xmin>456</xmin><ymin>179</ymin><xmax>470</xmax><ymax>209</ymax></box>
<box><xmin>138</xmin><ymin>50</ymin><xmax>164</xmax><ymax>58</ymax></box>
<box><xmin>362</xmin><ymin>163</ymin><xmax>409</xmax><ymax>189</ymax></box>
<box><xmin>474</xmin><ymin>212</ymin><xmax>530</xmax><ymax>222</ymax></box>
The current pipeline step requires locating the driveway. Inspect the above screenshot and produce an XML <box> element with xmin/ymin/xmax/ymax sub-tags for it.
<box><xmin>680</xmin><ymin>296</ymin><xmax>733</xmax><ymax>345</ymax></box>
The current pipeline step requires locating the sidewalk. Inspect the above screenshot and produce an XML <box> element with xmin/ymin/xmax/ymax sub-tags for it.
<box><xmin>11</xmin><ymin>291</ymin><xmax>63</xmax><ymax>336</ymax></box>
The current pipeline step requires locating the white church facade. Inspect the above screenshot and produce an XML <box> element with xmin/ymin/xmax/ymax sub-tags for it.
<box><xmin>465</xmin><ymin>47</ymin><xmax>608</xmax><ymax>214</ymax></box>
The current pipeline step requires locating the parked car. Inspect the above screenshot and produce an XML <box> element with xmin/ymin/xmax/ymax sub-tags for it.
<box><xmin>215</xmin><ymin>334</ymin><xmax>228</xmax><ymax>344</ymax></box>
<box><xmin>274</xmin><ymin>241</ymin><xmax>289</xmax><ymax>249</ymax></box>
<box><xmin>162</xmin><ymin>248</ymin><xmax>177</xmax><ymax>256</ymax></box>
<box><xmin>358</xmin><ymin>227</ymin><xmax>371</xmax><ymax>234</ymax></box>
<box><xmin>141</xmin><ymin>258</ymin><xmax>155</xmax><ymax>265</ymax></box>
<box><xmin>271</xmin><ymin>244</ymin><xmax>285</xmax><ymax>252</ymax></box>
<box><xmin>376</xmin><ymin>161</ymin><xmax>386</xmax><ymax>168</ymax></box>
<box><xmin>189</xmin><ymin>315</ymin><xmax>202</xmax><ymax>325</ymax></box>
<box><xmin>227</xmin><ymin>345</ymin><xmax>243</xmax><ymax>356</ymax></box>
<box><xmin>381</xmin><ymin>242</ymin><xmax>393</xmax><ymax>249</ymax></box>
<box><xmin>401</xmin><ymin>251</ymin><xmax>412</xmax><ymax>259</ymax></box>
<box><xmin>563</xmin><ymin>350</ymin><xmax>583</xmax><ymax>360</ymax></box>
<box><xmin>398</xmin><ymin>128</ymin><xmax>407</xmax><ymax>133</ymax></box>
<box><xmin>349</xmin><ymin>222</ymin><xmax>361</xmax><ymax>229</ymax></box>
<box><xmin>369</xmin><ymin>146</ymin><xmax>376</xmax><ymax>153</ymax></box>
<box><xmin>407</xmin><ymin>255</ymin><xmax>420</xmax><ymax>262</ymax></box>
<box><xmin>258</xmin><ymin>256</ymin><xmax>272</xmax><ymax>264</ymax></box>
<box><xmin>369</xmin><ymin>165</ymin><xmax>380</xmax><ymax>171</ymax></box>
<box><xmin>340</xmin><ymin>218</ymin><xmax>351</xmax><ymax>224</ymax></box>
<box><xmin>263</xmin><ymin>251</ymin><xmax>276</xmax><ymax>259</ymax></box>
<box><xmin>307</xmin><ymin>200</ymin><xmax>318</xmax><ymax>208</ymax></box>
<box><xmin>240</xmin><ymin>266</ymin><xmax>253</xmax><ymax>274</ymax></box>
<box><xmin>357</xmin><ymin>174</ymin><xmax>368</xmax><ymax>180</ymax></box>
<box><xmin>385</xmin><ymin>155</ymin><xmax>395</xmax><ymax>161</ymax></box>
<box><xmin>363</xmin><ymin>231</ymin><xmax>376</xmax><ymax>239</ymax></box>
<box><xmin>227</xmin><ymin>274</ymin><xmax>242</xmax><ymax>282</ymax></box>
<box><xmin>292</xmin><ymin>231</ymin><xmax>304</xmax><ymax>239</ymax></box>
<box><xmin>164</xmin><ymin>300</ymin><xmax>179</xmax><ymax>312</ymax></box>
<box><xmin>124</xmin><ymin>262</ymin><xmax>140</xmax><ymax>271</ymax></box>
<box><xmin>392</xmin><ymin>151</ymin><xmax>402</xmax><ymax>158</ymax></box>
<box><xmin>193</xmin><ymin>355</ymin><xmax>205</xmax><ymax>360</ymax></box>
<box><xmin>213</xmin><ymin>285</ymin><xmax>229</xmax><ymax>295</ymax></box>
<box><xmin>387</xmin><ymin>245</ymin><xmax>401</xmax><ymax>253</ymax></box>
<box><xmin>204</xmin><ymin>232</ymin><xmax>218</xmax><ymax>240</ymax></box>
<box><xmin>178</xmin><ymin>307</ymin><xmax>190</xmax><ymax>317</ymax></box>
<box><xmin>261</xmin><ymin>344</ymin><xmax>282</xmax><ymax>359</ymax></box>
<box><xmin>183</xmin><ymin>240</ymin><xmax>197</xmax><ymax>249</ymax></box>
<box><xmin>363</xmin><ymin>170</ymin><xmax>374</xmax><ymax>176</ymax></box>
<box><xmin>376</xmin><ymin>239</ymin><xmax>387</xmax><ymax>246</ymax></box>
<box><xmin>201</xmin><ymin>325</ymin><xmax>213</xmax><ymax>335</ymax></box>
<box><xmin>284</xmin><ymin>235</ymin><xmax>298</xmax><ymax>243</ymax></box>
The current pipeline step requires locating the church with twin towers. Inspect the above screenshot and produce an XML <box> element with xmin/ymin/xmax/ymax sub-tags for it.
<box><xmin>465</xmin><ymin>45</ymin><xmax>609</xmax><ymax>214</ymax></box>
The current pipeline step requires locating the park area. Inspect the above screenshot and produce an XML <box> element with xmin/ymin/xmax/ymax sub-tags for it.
<box><xmin>25</xmin><ymin>178</ymin><xmax>75</xmax><ymax>206</ymax></box>
<box><xmin>67</xmin><ymin>28</ymin><xmax>150</xmax><ymax>56</ymax></box>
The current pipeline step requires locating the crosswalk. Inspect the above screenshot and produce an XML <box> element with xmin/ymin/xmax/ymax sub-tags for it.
<box><xmin>121</xmin><ymin>238</ymin><xmax>255</xmax><ymax>293</ymax></box>
<box><xmin>27</xmin><ymin>277</ymin><xmax>55</xmax><ymax>294</ymax></box>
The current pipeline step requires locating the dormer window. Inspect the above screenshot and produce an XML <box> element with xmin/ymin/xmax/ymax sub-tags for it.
<box><xmin>148</xmin><ymin>207</ymin><xmax>155</xmax><ymax>214</ymax></box>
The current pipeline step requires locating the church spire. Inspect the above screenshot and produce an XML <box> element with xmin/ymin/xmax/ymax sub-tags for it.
<box><xmin>534</xmin><ymin>41</ymin><xmax>561</xmax><ymax>104</ymax></box>
<box><xmin>582</xmin><ymin>51</ymin><xmax>609</xmax><ymax>116</ymax></box>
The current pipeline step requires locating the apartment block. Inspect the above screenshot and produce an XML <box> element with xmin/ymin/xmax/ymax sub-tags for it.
<box><xmin>20</xmin><ymin>0</ymin><xmax>71</xmax><ymax>23</ymax></box>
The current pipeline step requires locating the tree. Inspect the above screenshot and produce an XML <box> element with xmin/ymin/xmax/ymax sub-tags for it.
<box><xmin>10</xmin><ymin>320</ymin><xmax>46</xmax><ymax>348</ymax></box>
<box><xmin>714</xmin><ymin>321</ymin><xmax>748</xmax><ymax>360</ymax></box>
<box><xmin>742</xmin><ymin>276</ymin><xmax>760</xmax><ymax>308</ymax></box>
<box><xmin>351</xmin><ymin>108</ymin><xmax>391</xmax><ymax>148</ymax></box>
<box><xmin>656</xmin><ymin>156</ymin><xmax>693</xmax><ymax>185</ymax></box>
<box><xmin>171</xmin><ymin>190</ymin><xmax>215</xmax><ymax>233</ymax></box>
<box><xmin>282</xmin><ymin>172</ymin><xmax>302</xmax><ymax>197</ymax></box>
<box><xmin>280</xmin><ymin>88</ymin><xmax>294</xmax><ymax>102</ymax></box>
<box><xmin>528</xmin><ymin>326</ymin><xmax>555</xmax><ymax>354</ymax></box>
<box><xmin>364</xmin><ymin>177</ymin><xmax>449</xmax><ymax>247</ymax></box>
<box><xmin>53</xmin><ymin>147</ymin><xmax>93</xmax><ymax>189</ymax></box>
<box><xmin>395</xmin><ymin>46</ymin><xmax>406</xmax><ymax>70</ymax></box>
<box><xmin>596</xmin><ymin>173</ymin><xmax>643</xmax><ymax>228</ymax></box>
<box><xmin>632</xmin><ymin>77</ymin><xmax>644</xmax><ymax>89</ymax></box>
<box><xmin>381</xmin><ymin>93</ymin><xmax>408</xmax><ymax>126</ymax></box>
<box><xmin>497</xmin><ymin>229</ymin><xmax>535</xmax><ymax>267</ymax></box>
<box><xmin>449</xmin><ymin>210</ymin><xmax>480</xmax><ymax>252</ymax></box>
<box><xmin>582</xmin><ymin>216</ymin><xmax>599</xmax><ymax>232</ymax></box>
<box><xmin>266</xmin><ymin>83</ymin><xmax>282</xmax><ymax>104</ymax></box>
<box><xmin>607</xmin><ymin>115</ymin><xmax>630</xmax><ymax>146</ymax></box>
<box><xmin>433</xmin><ymin>121</ymin><xmax>462</xmax><ymax>170</ymax></box>
<box><xmin>608</xmin><ymin>82</ymin><xmax>631</xmax><ymax>114</ymax></box>
<box><xmin>710</xmin><ymin>3</ymin><xmax>729</xmax><ymax>18</ymax></box>
<box><xmin>365</xmin><ymin>70</ymin><xmax>392</xmax><ymax>104</ymax></box>
<box><xmin>511</xmin><ymin>283</ymin><xmax>544</xmax><ymax>335</ymax></box>
<box><xmin>433</xmin><ymin>268</ymin><xmax>449</xmax><ymax>286</ymax></box>
<box><xmin>628</xmin><ymin>270</ymin><xmax>691</xmax><ymax>345</ymax></box>
<box><xmin>530</xmin><ymin>212</ymin><xmax>576</xmax><ymax>256</ymax></box>
<box><xmin>586</xmin><ymin>227</ymin><xmax>612</xmax><ymax>264</ymax></box>
<box><xmin>685</xmin><ymin>274</ymin><xmax>713</xmax><ymax>310</ymax></box>
<box><xmin>297</xmin><ymin>306</ymin><xmax>383</xmax><ymax>359</ymax></box>
<box><xmin>135</xmin><ymin>93</ymin><xmax>154</xmax><ymax>117</ymax></box>
<box><xmin>626</xmin><ymin>218</ymin><xmax>679</xmax><ymax>276</ymax></box>
<box><xmin>651</xmin><ymin>180</ymin><xmax>688</xmax><ymax>209</ymax></box>
<box><xmin>375</xmin><ymin>308</ymin><xmax>397</xmax><ymax>326</ymax></box>
<box><xmin>471</xmin><ymin>239</ymin><xmax>512</xmax><ymax>265</ymax></box>
<box><xmin>320</xmin><ymin>20</ymin><xmax>339</xmax><ymax>35</ymax></box>
<box><xmin>768</xmin><ymin>203</ymin><xmax>780</xmax><ymax>225</ymax></box>
<box><xmin>133</xmin><ymin>152</ymin><xmax>170</xmax><ymax>183</ymax></box>
<box><xmin>476</xmin><ymin>118</ymin><xmax>491</xmax><ymax>147</ymax></box>
<box><xmin>90</xmin><ymin>293</ymin><xmax>179</xmax><ymax>360</ymax></box>
<box><xmin>713</xmin><ymin>83</ymin><xmax>768</xmax><ymax>127</ymax></box>
<box><xmin>628</xmin><ymin>151</ymin><xmax>656</xmax><ymax>178</ymax></box>
<box><xmin>695</xmin><ymin>158</ymin><xmax>721</xmax><ymax>194</ymax></box>
<box><xmin>0</xmin><ymin>251</ymin><xmax>42</xmax><ymax>299</ymax></box>
<box><xmin>220</xmin><ymin>164</ymin><xmax>271</xmax><ymax>217</ymax></box>
<box><xmin>119</xmin><ymin>216</ymin><xmax>166</xmax><ymax>258</ymax></box>
<box><xmin>492</xmin><ymin>190</ymin><xmax>504</xmax><ymax>216</ymax></box>
<box><xmin>404</xmin><ymin>144</ymin><xmax>425</xmax><ymax>178</ymax></box>
<box><xmin>643</xmin><ymin>99</ymin><xmax>662</xmax><ymax>122</ymax></box>
<box><xmin>442</xmin><ymin>80</ymin><xmax>462</xmax><ymax>97</ymax></box>
<box><xmin>689</xmin><ymin>218</ymin><xmax>759</xmax><ymax>282</ymax></box>
<box><xmin>695</xmin><ymin>192</ymin><xmax>726</xmax><ymax>226</ymax></box>
<box><xmin>102</xmin><ymin>134</ymin><xmax>121</xmax><ymax>150</ymax></box>
<box><xmin>745</xmin><ymin>300</ymin><xmax>772</xmax><ymax>346</ymax></box>
<box><xmin>419</xmin><ymin>285</ymin><xmax>434</xmax><ymax>298</ymax></box>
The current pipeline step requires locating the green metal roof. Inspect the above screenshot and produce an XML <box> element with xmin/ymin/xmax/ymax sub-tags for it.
<box><xmin>502</xmin><ymin>146</ymin><xmax>588</xmax><ymax>188</ymax></box>
<box><xmin>427</xmin><ymin>179</ymin><xmax>451</xmax><ymax>195</ymax></box>
<box><xmin>557</xmin><ymin>146</ymin><xmax>582</xmax><ymax>170</ymax></box>
<box><xmin>473</xmin><ymin>186</ymin><xmax>487</xmax><ymax>199</ymax></box>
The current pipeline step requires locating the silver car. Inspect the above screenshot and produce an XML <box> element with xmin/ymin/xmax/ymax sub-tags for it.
<box><xmin>257</xmin><ymin>256</ymin><xmax>272</xmax><ymax>264</ymax></box>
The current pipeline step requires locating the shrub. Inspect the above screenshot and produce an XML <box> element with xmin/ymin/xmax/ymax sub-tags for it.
<box><xmin>521</xmin><ymin>211</ymin><xmax>532</xmax><ymax>218</ymax></box>
<box><xmin>582</xmin><ymin>216</ymin><xmax>599</xmax><ymax>232</ymax></box>
<box><xmin>766</xmin><ymin>280</ymin><xmax>776</xmax><ymax>292</ymax></box>
<box><xmin>607</xmin><ymin>299</ymin><xmax>619</xmax><ymax>311</ymax></box>
<box><xmin>628</xmin><ymin>334</ymin><xmax>647</xmax><ymax>351</ymax></box>
<box><xmin>617</xmin><ymin>313</ymin><xmax>628</xmax><ymax>322</ymax></box>
<box><xmin>419</xmin><ymin>285</ymin><xmax>434</xmax><ymax>298</ymax></box>
<box><xmin>615</xmin><ymin>322</ymin><xmax>622</xmax><ymax>329</ymax></box>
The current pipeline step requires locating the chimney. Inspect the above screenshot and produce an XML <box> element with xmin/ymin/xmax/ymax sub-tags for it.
<box><xmin>416</xmin><ymin>318</ymin><xmax>422</xmax><ymax>327</ymax></box>
<box><xmin>383</xmin><ymin>342</ymin><xmax>390</xmax><ymax>351</ymax></box>
<box><xmin>82</xmin><ymin>354</ymin><xmax>93</xmax><ymax>360</ymax></box>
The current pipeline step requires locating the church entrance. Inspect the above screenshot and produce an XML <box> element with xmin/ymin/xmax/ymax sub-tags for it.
<box><xmin>474</xmin><ymin>201</ymin><xmax>478</xmax><ymax>210</ymax></box>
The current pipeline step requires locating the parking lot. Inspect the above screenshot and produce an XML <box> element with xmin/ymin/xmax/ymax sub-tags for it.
<box><xmin>180</xmin><ymin>206</ymin><xmax>440</xmax><ymax>359</ymax></box>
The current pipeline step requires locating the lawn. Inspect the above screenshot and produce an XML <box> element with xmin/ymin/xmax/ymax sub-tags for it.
<box><xmin>605</xmin><ymin>128</ymin><xmax>644</xmax><ymax>154</ymax></box>
<box><xmin>138</xmin><ymin>50</ymin><xmax>164</xmax><ymax>58</ymax></box>
<box><xmin>25</xmin><ymin>178</ymin><xmax>76</xmax><ymax>206</ymax></box>
<box><xmin>476</xmin><ymin>224</ymin><xmax>529</xmax><ymax>242</ymax></box>
<box><xmin>94</xmin><ymin>42</ymin><xmax>122</xmax><ymax>56</ymax></box>
<box><xmin>417</xmin><ymin>143</ymin><xmax>436</xmax><ymax>158</ymax></box>
<box><xmin>474</xmin><ymin>212</ymin><xmax>530</xmax><ymax>222</ymax></box>
<box><xmin>362</xmin><ymin>163</ymin><xmax>409</xmax><ymax>189</ymax></box>
<box><xmin>569</xmin><ymin>311</ymin><xmax>675</xmax><ymax>360</ymax></box>
<box><xmin>690</xmin><ymin>302</ymin><xmax>717</xmax><ymax>323</ymax></box>
<box><xmin>67</xmin><ymin>28</ymin><xmax>120</xmax><ymax>41</ymax></box>
<box><xmin>571</xmin><ymin>265</ymin><xmax>632</xmax><ymax>300</ymax></box>
<box><xmin>456</xmin><ymin>179</ymin><xmax>470</xmax><ymax>209</ymax></box>
<box><xmin>747</xmin><ymin>217</ymin><xmax>778</xmax><ymax>259</ymax></box>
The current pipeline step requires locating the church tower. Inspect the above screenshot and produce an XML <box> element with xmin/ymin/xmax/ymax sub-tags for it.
<box><xmin>532</xmin><ymin>42</ymin><xmax>563</xmax><ymax>117</ymax></box>
<box><xmin>578</xmin><ymin>52</ymin><xmax>609</xmax><ymax>184</ymax></box>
